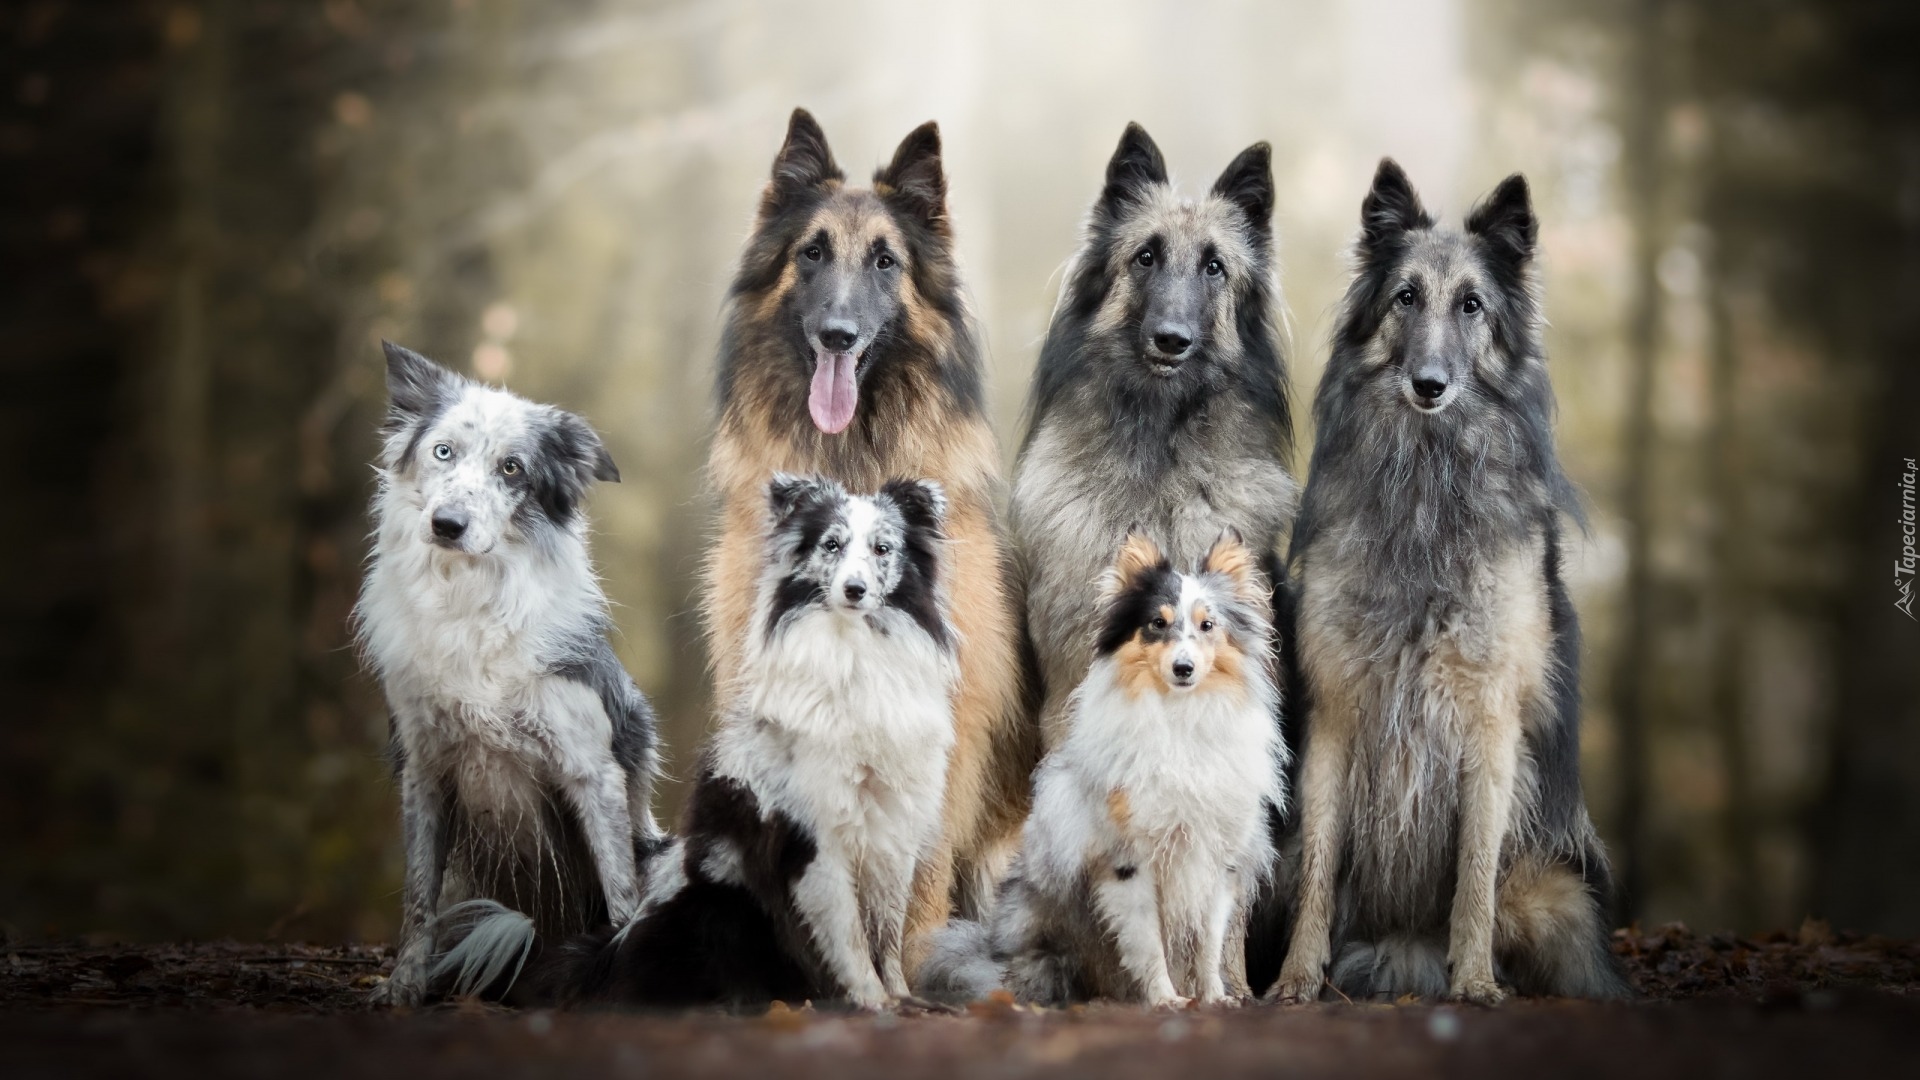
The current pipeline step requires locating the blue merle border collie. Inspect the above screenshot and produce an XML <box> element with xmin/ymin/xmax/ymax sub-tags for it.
<box><xmin>920</xmin><ymin>531</ymin><xmax>1287</xmax><ymax>1007</ymax></box>
<box><xmin>435</xmin><ymin>474</ymin><xmax>957</xmax><ymax>1010</ymax></box>
<box><xmin>354</xmin><ymin>342</ymin><xmax>661</xmax><ymax>1006</ymax></box>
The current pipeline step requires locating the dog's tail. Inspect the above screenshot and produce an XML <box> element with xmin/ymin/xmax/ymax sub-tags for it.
<box><xmin>430</xmin><ymin>900</ymin><xmax>539</xmax><ymax>999</ymax></box>
<box><xmin>913</xmin><ymin>919</ymin><xmax>1006</xmax><ymax>1002</ymax></box>
<box><xmin>1329</xmin><ymin>935</ymin><xmax>1450</xmax><ymax>1001</ymax></box>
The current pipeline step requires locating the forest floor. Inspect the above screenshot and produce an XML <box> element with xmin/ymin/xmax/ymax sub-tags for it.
<box><xmin>3</xmin><ymin>921</ymin><xmax>1917</xmax><ymax>1078</ymax></box>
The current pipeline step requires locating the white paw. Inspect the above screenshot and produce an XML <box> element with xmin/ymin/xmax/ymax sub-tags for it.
<box><xmin>1267</xmin><ymin>968</ymin><xmax>1323</xmax><ymax>1005</ymax></box>
<box><xmin>1446</xmin><ymin>974</ymin><xmax>1506</xmax><ymax>1006</ymax></box>
<box><xmin>369</xmin><ymin>970</ymin><xmax>425</xmax><ymax>1006</ymax></box>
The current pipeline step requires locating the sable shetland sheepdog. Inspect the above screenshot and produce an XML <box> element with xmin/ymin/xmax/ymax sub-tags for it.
<box><xmin>920</xmin><ymin>532</ymin><xmax>1286</xmax><ymax>1007</ymax></box>
<box><xmin>435</xmin><ymin>476</ymin><xmax>958</xmax><ymax>1009</ymax></box>
<box><xmin>704</xmin><ymin>108</ymin><xmax>1037</xmax><ymax>970</ymax></box>
<box><xmin>1267</xmin><ymin>161</ymin><xmax>1630</xmax><ymax>1004</ymax></box>
<box><xmin>354</xmin><ymin>342</ymin><xmax>660</xmax><ymax>1006</ymax></box>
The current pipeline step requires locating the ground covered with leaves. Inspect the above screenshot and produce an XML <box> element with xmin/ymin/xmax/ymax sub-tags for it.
<box><xmin>4</xmin><ymin>923</ymin><xmax>1917</xmax><ymax>1077</ymax></box>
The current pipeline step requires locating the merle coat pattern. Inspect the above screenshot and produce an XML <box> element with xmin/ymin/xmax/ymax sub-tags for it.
<box><xmin>434</xmin><ymin>476</ymin><xmax>958</xmax><ymax>1010</ymax></box>
<box><xmin>355</xmin><ymin>342</ymin><xmax>660</xmax><ymax>1006</ymax></box>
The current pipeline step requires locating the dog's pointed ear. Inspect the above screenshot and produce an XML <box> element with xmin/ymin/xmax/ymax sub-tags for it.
<box><xmin>1212</xmin><ymin>142</ymin><xmax>1274</xmax><ymax>237</ymax></box>
<box><xmin>880</xmin><ymin>477</ymin><xmax>947</xmax><ymax>534</ymax></box>
<box><xmin>766</xmin><ymin>472</ymin><xmax>840</xmax><ymax>523</ymax></box>
<box><xmin>875</xmin><ymin>121</ymin><xmax>948</xmax><ymax>234</ymax></box>
<box><xmin>1096</xmin><ymin>123</ymin><xmax>1169</xmax><ymax>220</ymax></box>
<box><xmin>761</xmin><ymin>108</ymin><xmax>843</xmax><ymax>219</ymax></box>
<box><xmin>1110</xmin><ymin>531</ymin><xmax>1167</xmax><ymax>591</ymax></box>
<box><xmin>383</xmin><ymin>341</ymin><xmax>461</xmax><ymax>418</ymax></box>
<box><xmin>1202</xmin><ymin>528</ymin><xmax>1262</xmax><ymax>601</ymax></box>
<box><xmin>1467</xmin><ymin>173</ymin><xmax>1537</xmax><ymax>268</ymax></box>
<box><xmin>1359</xmin><ymin>158</ymin><xmax>1431</xmax><ymax>262</ymax></box>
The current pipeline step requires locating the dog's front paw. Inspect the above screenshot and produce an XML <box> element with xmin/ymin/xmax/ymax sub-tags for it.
<box><xmin>1147</xmin><ymin>993</ymin><xmax>1194</xmax><ymax>1011</ymax></box>
<box><xmin>1266</xmin><ymin>967</ymin><xmax>1324</xmax><ymax>1005</ymax></box>
<box><xmin>1445</xmin><ymin>974</ymin><xmax>1506</xmax><ymax>1007</ymax></box>
<box><xmin>369</xmin><ymin>971</ymin><xmax>425</xmax><ymax>1007</ymax></box>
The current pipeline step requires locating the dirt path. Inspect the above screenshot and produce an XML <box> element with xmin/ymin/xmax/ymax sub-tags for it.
<box><xmin>5</xmin><ymin>925</ymin><xmax>1917</xmax><ymax>1078</ymax></box>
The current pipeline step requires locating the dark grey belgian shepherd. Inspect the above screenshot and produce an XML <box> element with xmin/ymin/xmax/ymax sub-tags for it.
<box><xmin>1266</xmin><ymin>160</ymin><xmax>1629</xmax><ymax>1004</ymax></box>
<box><xmin>1010</xmin><ymin>122</ymin><xmax>1297</xmax><ymax>752</ymax></box>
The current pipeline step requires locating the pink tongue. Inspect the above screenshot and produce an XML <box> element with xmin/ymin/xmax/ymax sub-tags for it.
<box><xmin>808</xmin><ymin>351</ymin><xmax>858</xmax><ymax>435</ymax></box>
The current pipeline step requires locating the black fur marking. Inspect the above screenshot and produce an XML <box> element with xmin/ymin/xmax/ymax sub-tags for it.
<box><xmin>551</xmin><ymin>632</ymin><xmax>658</xmax><ymax>784</ymax></box>
<box><xmin>519</xmin><ymin>410</ymin><xmax>616</xmax><ymax>528</ymax></box>
<box><xmin>763</xmin><ymin>107</ymin><xmax>843</xmax><ymax>219</ymax></box>
<box><xmin>1210</xmin><ymin>142</ymin><xmax>1275</xmax><ymax>247</ymax></box>
<box><xmin>877</xmin><ymin>478</ymin><xmax>949</xmax><ymax>648</ymax></box>
<box><xmin>1096</xmin><ymin>122</ymin><xmax>1169</xmax><ymax>220</ymax></box>
<box><xmin>381</xmin><ymin>341</ymin><xmax>463</xmax><ymax>466</ymax></box>
<box><xmin>1093</xmin><ymin>562</ymin><xmax>1181</xmax><ymax>656</ymax></box>
<box><xmin>1114</xmin><ymin>865</ymin><xmax>1136</xmax><ymax>881</ymax></box>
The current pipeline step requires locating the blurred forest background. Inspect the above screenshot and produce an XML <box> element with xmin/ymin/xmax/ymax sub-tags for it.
<box><xmin>1</xmin><ymin>0</ymin><xmax>1915</xmax><ymax>945</ymax></box>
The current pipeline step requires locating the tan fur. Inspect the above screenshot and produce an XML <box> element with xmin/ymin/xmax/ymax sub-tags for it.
<box><xmin>1197</xmin><ymin>630</ymin><xmax>1244</xmax><ymax>698</ymax></box>
<box><xmin>1111</xmin><ymin>533</ymin><xmax>1166</xmax><ymax>592</ymax></box>
<box><xmin>1106</xmin><ymin>788</ymin><xmax>1133</xmax><ymax>832</ymax></box>
<box><xmin>705</xmin><ymin>191</ymin><xmax>1034</xmax><ymax>978</ymax></box>
<box><xmin>1274</xmin><ymin>532</ymin><xmax>1554</xmax><ymax>1005</ymax></box>
<box><xmin>1114</xmin><ymin>634</ymin><xmax>1173</xmax><ymax>699</ymax></box>
<box><xmin>1201</xmin><ymin>534</ymin><xmax>1258</xmax><ymax>598</ymax></box>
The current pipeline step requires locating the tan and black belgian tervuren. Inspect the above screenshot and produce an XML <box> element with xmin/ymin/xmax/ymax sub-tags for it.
<box><xmin>703</xmin><ymin>109</ymin><xmax>1037</xmax><ymax>974</ymax></box>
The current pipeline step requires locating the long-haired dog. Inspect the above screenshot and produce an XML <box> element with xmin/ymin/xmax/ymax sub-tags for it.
<box><xmin>920</xmin><ymin>533</ymin><xmax>1285</xmax><ymax>1007</ymax></box>
<box><xmin>354</xmin><ymin>342</ymin><xmax>660</xmax><ymax>1005</ymax></box>
<box><xmin>1012</xmin><ymin>122</ymin><xmax>1297</xmax><ymax>758</ymax></box>
<box><xmin>704</xmin><ymin>109</ymin><xmax>1036</xmax><ymax>968</ymax></box>
<box><xmin>1267</xmin><ymin>162</ymin><xmax>1630</xmax><ymax>1005</ymax></box>
<box><xmin>435</xmin><ymin>475</ymin><xmax>957</xmax><ymax>1009</ymax></box>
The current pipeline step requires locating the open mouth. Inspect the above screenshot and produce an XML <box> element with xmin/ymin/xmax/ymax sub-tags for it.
<box><xmin>809</xmin><ymin>348</ymin><xmax>866</xmax><ymax>435</ymax></box>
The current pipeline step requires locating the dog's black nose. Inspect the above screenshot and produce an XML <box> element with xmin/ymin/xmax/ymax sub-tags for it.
<box><xmin>1151</xmin><ymin>327</ymin><xmax>1193</xmax><ymax>357</ymax></box>
<box><xmin>1412</xmin><ymin>376</ymin><xmax>1449</xmax><ymax>401</ymax></box>
<box><xmin>1172</xmin><ymin>659</ymin><xmax>1195</xmax><ymax>680</ymax></box>
<box><xmin>431</xmin><ymin>509</ymin><xmax>469</xmax><ymax>541</ymax></box>
<box><xmin>842</xmin><ymin>580</ymin><xmax>867</xmax><ymax>603</ymax></box>
<box><xmin>817</xmin><ymin>324</ymin><xmax>858</xmax><ymax>353</ymax></box>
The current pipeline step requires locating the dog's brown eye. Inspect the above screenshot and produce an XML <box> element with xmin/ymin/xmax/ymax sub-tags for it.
<box><xmin>1461</xmin><ymin>296</ymin><xmax>1482</xmax><ymax>315</ymax></box>
<box><xmin>1150</xmin><ymin>616</ymin><xmax>1168</xmax><ymax>631</ymax></box>
<box><xmin>1205</xmin><ymin>258</ymin><xmax>1223</xmax><ymax>277</ymax></box>
<box><xmin>822</xmin><ymin>538</ymin><xmax>840</xmax><ymax>554</ymax></box>
<box><xmin>501</xmin><ymin>458</ymin><xmax>520</xmax><ymax>476</ymax></box>
<box><xmin>1136</xmin><ymin>248</ymin><xmax>1154</xmax><ymax>268</ymax></box>
<box><xmin>803</xmin><ymin>245</ymin><xmax>823</xmax><ymax>262</ymax></box>
<box><xmin>875</xmin><ymin>253</ymin><xmax>895</xmax><ymax>270</ymax></box>
<box><xmin>1200</xmin><ymin>619</ymin><xmax>1215</xmax><ymax>632</ymax></box>
<box><xmin>1396</xmin><ymin>288</ymin><xmax>1417</xmax><ymax>307</ymax></box>
<box><xmin>872</xmin><ymin>543</ymin><xmax>890</xmax><ymax>556</ymax></box>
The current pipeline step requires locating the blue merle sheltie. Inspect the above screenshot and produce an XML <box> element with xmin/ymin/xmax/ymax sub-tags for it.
<box><xmin>353</xmin><ymin>342</ymin><xmax>661</xmax><ymax>1005</ymax></box>
<box><xmin>1267</xmin><ymin>161</ymin><xmax>1630</xmax><ymax>1004</ymax></box>
<box><xmin>920</xmin><ymin>532</ymin><xmax>1286</xmax><ymax>1006</ymax></box>
<box><xmin>435</xmin><ymin>475</ymin><xmax>957</xmax><ymax>1009</ymax></box>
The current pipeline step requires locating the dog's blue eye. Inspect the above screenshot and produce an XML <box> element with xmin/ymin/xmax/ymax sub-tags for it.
<box><xmin>433</xmin><ymin>443</ymin><xmax>452</xmax><ymax>461</ymax></box>
<box><xmin>1396</xmin><ymin>289</ymin><xmax>1417</xmax><ymax>307</ymax></box>
<box><xmin>1461</xmin><ymin>296</ymin><xmax>1482</xmax><ymax>315</ymax></box>
<box><xmin>822</xmin><ymin>539</ymin><xmax>840</xmax><ymax>553</ymax></box>
<box><xmin>875</xmin><ymin>253</ymin><xmax>895</xmax><ymax>270</ymax></box>
<box><xmin>1205</xmin><ymin>259</ymin><xmax>1223</xmax><ymax>277</ymax></box>
<box><xmin>1136</xmin><ymin>248</ymin><xmax>1154</xmax><ymax>268</ymax></box>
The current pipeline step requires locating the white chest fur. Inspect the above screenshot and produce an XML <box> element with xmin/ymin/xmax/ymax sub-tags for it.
<box><xmin>710</xmin><ymin>608</ymin><xmax>956</xmax><ymax>861</ymax></box>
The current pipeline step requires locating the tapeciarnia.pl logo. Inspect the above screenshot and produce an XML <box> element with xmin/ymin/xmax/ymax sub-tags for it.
<box><xmin>1898</xmin><ymin>457</ymin><xmax>1917</xmax><ymax>620</ymax></box>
